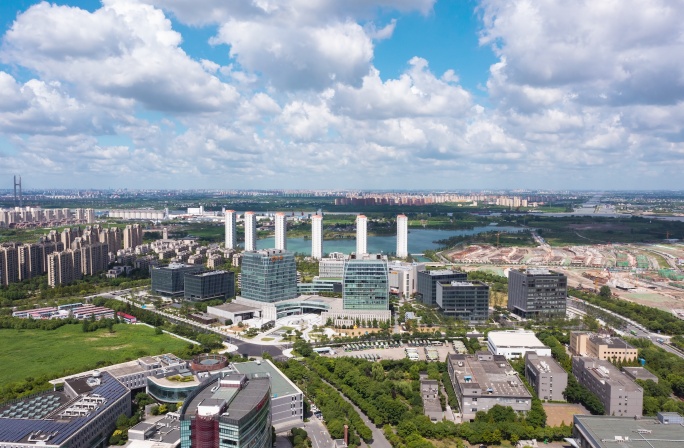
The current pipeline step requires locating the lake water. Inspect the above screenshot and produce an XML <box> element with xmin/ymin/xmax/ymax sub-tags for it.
<box><xmin>255</xmin><ymin>226</ymin><xmax>523</xmax><ymax>256</ymax></box>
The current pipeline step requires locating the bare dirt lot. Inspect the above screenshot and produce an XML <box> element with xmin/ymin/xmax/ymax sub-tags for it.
<box><xmin>542</xmin><ymin>402</ymin><xmax>589</xmax><ymax>426</ymax></box>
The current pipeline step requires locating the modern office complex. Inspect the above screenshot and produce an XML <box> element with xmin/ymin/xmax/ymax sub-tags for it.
<box><xmin>356</xmin><ymin>214</ymin><xmax>367</xmax><ymax>255</ymax></box>
<box><xmin>572</xmin><ymin>414</ymin><xmax>684</xmax><ymax>448</ymax></box>
<box><xmin>343</xmin><ymin>253</ymin><xmax>388</xmax><ymax>310</ymax></box>
<box><xmin>447</xmin><ymin>352</ymin><xmax>532</xmax><ymax>421</ymax></box>
<box><xmin>524</xmin><ymin>353</ymin><xmax>568</xmax><ymax>401</ymax></box>
<box><xmin>244</xmin><ymin>211</ymin><xmax>257</xmax><ymax>251</ymax></box>
<box><xmin>436</xmin><ymin>280</ymin><xmax>489</xmax><ymax>321</ymax></box>
<box><xmin>151</xmin><ymin>263</ymin><xmax>203</xmax><ymax>296</ymax></box>
<box><xmin>396</xmin><ymin>214</ymin><xmax>408</xmax><ymax>258</ymax></box>
<box><xmin>572</xmin><ymin>357</ymin><xmax>643</xmax><ymax>417</ymax></box>
<box><xmin>388</xmin><ymin>261</ymin><xmax>425</xmax><ymax>298</ymax></box>
<box><xmin>0</xmin><ymin>371</ymin><xmax>131</xmax><ymax>448</ymax></box>
<box><xmin>507</xmin><ymin>268</ymin><xmax>567</xmax><ymax>318</ymax></box>
<box><xmin>225</xmin><ymin>210</ymin><xmax>237</xmax><ymax>249</ymax></box>
<box><xmin>416</xmin><ymin>269</ymin><xmax>468</xmax><ymax>306</ymax></box>
<box><xmin>241</xmin><ymin>249</ymin><xmax>297</xmax><ymax>303</ymax></box>
<box><xmin>184</xmin><ymin>270</ymin><xmax>235</xmax><ymax>302</ymax></box>
<box><xmin>179</xmin><ymin>373</ymin><xmax>272</xmax><ymax>448</ymax></box>
<box><xmin>275</xmin><ymin>212</ymin><xmax>287</xmax><ymax>250</ymax></box>
<box><xmin>487</xmin><ymin>330</ymin><xmax>552</xmax><ymax>359</ymax></box>
<box><xmin>311</xmin><ymin>214</ymin><xmax>323</xmax><ymax>260</ymax></box>
<box><xmin>319</xmin><ymin>252</ymin><xmax>346</xmax><ymax>278</ymax></box>
<box><xmin>570</xmin><ymin>332</ymin><xmax>638</xmax><ymax>362</ymax></box>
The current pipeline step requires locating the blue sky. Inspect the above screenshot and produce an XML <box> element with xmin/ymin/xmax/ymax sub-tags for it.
<box><xmin>0</xmin><ymin>0</ymin><xmax>683</xmax><ymax>190</ymax></box>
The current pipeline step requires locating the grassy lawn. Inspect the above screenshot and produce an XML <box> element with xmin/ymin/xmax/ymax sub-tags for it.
<box><xmin>0</xmin><ymin>324</ymin><xmax>190</xmax><ymax>385</ymax></box>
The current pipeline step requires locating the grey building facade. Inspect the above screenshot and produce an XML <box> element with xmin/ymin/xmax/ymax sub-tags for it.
<box><xmin>447</xmin><ymin>352</ymin><xmax>532</xmax><ymax>421</ymax></box>
<box><xmin>417</xmin><ymin>269</ymin><xmax>467</xmax><ymax>306</ymax></box>
<box><xmin>151</xmin><ymin>263</ymin><xmax>202</xmax><ymax>296</ymax></box>
<box><xmin>436</xmin><ymin>280</ymin><xmax>489</xmax><ymax>321</ymax></box>
<box><xmin>241</xmin><ymin>249</ymin><xmax>297</xmax><ymax>303</ymax></box>
<box><xmin>524</xmin><ymin>353</ymin><xmax>568</xmax><ymax>401</ymax></box>
<box><xmin>507</xmin><ymin>269</ymin><xmax>567</xmax><ymax>318</ymax></box>
<box><xmin>184</xmin><ymin>270</ymin><xmax>235</xmax><ymax>302</ymax></box>
<box><xmin>572</xmin><ymin>356</ymin><xmax>643</xmax><ymax>417</ymax></box>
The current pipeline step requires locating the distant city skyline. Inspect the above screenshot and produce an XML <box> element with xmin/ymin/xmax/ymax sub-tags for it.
<box><xmin>0</xmin><ymin>1</ymin><xmax>683</xmax><ymax>189</ymax></box>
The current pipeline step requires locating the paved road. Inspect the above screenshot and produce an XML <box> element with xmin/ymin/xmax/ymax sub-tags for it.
<box><xmin>99</xmin><ymin>289</ymin><xmax>287</xmax><ymax>358</ymax></box>
<box><xmin>318</xmin><ymin>378</ymin><xmax>391</xmax><ymax>448</ymax></box>
<box><xmin>304</xmin><ymin>415</ymin><xmax>334</xmax><ymax>448</ymax></box>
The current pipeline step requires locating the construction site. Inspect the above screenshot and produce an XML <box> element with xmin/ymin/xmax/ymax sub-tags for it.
<box><xmin>442</xmin><ymin>242</ymin><xmax>684</xmax><ymax>314</ymax></box>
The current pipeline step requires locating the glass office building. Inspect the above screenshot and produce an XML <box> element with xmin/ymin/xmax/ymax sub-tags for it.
<box><xmin>184</xmin><ymin>270</ymin><xmax>235</xmax><ymax>302</ymax></box>
<box><xmin>240</xmin><ymin>249</ymin><xmax>297</xmax><ymax>303</ymax></box>
<box><xmin>151</xmin><ymin>263</ymin><xmax>202</xmax><ymax>296</ymax></box>
<box><xmin>180</xmin><ymin>374</ymin><xmax>272</xmax><ymax>448</ymax></box>
<box><xmin>343</xmin><ymin>254</ymin><xmax>389</xmax><ymax>310</ymax></box>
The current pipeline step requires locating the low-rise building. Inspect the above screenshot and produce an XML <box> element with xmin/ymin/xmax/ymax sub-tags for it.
<box><xmin>447</xmin><ymin>352</ymin><xmax>532</xmax><ymax>421</ymax></box>
<box><xmin>572</xmin><ymin>414</ymin><xmax>684</xmax><ymax>448</ymax></box>
<box><xmin>570</xmin><ymin>332</ymin><xmax>638</xmax><ymax>362</ymax></box>
<box><xmin>0</xmin><ymin>371</ymin><xmax>131</xmax><ymax>448</ymax></box>
<box><xmin>572</xmin><ymin>357</ymin><xmax>643</xmax><ymax>417</ymax></box>
<box><xmin>487</xmin><ymin>330</ymin><xmax>552</xmax><ymax>359</ymax></box>
<box><xmin>622</xmin><ymin>366</ymin><xmax>659</xmax><ymax>383</ymax></box>
<box><xmin>524</xmin><ymin>353</ymin><xmax>568</xmax><ymax>401</ymax></box>
<box><xmin>420</xmin><ymin>378</ymin><xmax>443</xmax><ymax>422</ymax></box>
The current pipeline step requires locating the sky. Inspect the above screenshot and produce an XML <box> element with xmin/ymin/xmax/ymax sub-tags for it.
<box><xmin>0</xmin><ymin>0</ymin><xmax>683</xmax><ymax>190</ymax></box>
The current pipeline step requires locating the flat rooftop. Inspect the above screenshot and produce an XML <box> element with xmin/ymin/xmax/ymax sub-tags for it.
<box><xmin>589</xmin><ymin>335</ymin><xmax>635</xmax><ymax>349</ymax></box>
<box><xmin>488</xmin><ymin>331</ymin><xmax>548</xmax><ymax>348</ymax></box>
<box><xmin>574</xmin><ymin>415</ymin><xmax>684</xmax><ymax>448</ymax></box>
<box><xmin>231</xmin><ymin>360</ymin><xmax>301</xmax><ymax>398</ymax></box>
<box><xmin>448</xmin><ymin>353</ymin><xmax>532</xmax><ymax>399</ymax></box>
<box><xmin>622</xmin><ymin>367</ymin><xmax>659</xmax><ymax>383</ymax></box>
<box><xmin>423</xmin><ymin>269</ymin><xmax>463</xmax><ymax>276</ymax></box>
<box><xmin>578</xmin><ymin>358</ymin><xmax>642</xmax><ymax>392</ymax></box>
<box><xmin>188</xmin><ymin>270</ymin><xmax>228</xmax><ymax>277</ymax></box>
<box><xmin>526</xmin><ymin>353</ymin><xmax>566</xmax><ymax>374</ymax></box>
<box><xmin>209</xmin><ymin>302</ymin><xmax>260</xmax><ymax>313</ymax></box>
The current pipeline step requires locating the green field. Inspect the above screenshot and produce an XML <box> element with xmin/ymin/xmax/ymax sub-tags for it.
<box><xmin>0</xmin><ymin>324</ymin><xmax>191</xmax><ymax>385</ymax></box>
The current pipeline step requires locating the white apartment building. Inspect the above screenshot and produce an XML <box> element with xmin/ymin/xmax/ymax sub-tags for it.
<box><xmin>311</xmin><ymin>215</ymin><xmax>323</xmax><ymax>260</ymax></box>
<box><xmin>356</xmin><ymin>214</ymin><xmax>367</xmax><ymax>255</ymax></box>
<box><xmin>396</xmin><ymin>214</ymin><xmax>408</xmax><ymax>258</ymax></box>
<box><xmin>225</xmin><ymin>210</ymin><xmax>236</xmax><ymax>249</ymax></box>
<box><xmin>275</xmin><ymin>212</ymin><xmax>287</xmax><ymax>250</ymax></box>
<box><xmin>244</xmin><ymin>211</ymin><xmax>257</xmax><ymax>251</ymax></box>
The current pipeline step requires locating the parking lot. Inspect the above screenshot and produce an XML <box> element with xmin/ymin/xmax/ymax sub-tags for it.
<box><xmin>330</xmin><ymin>340</ymin><xmax>460</xmax><ymax>362</ymax></box>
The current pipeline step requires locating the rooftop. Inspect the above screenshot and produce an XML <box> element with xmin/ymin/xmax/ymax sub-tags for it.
<box><xmin>488</xmin><ymin>330</ymin><xmax>548</xmax><ymax>349</ymax></box>
<box><xmin>574</xmin><ymin>415</ymin><xmax>684</xmax><ymax>448</ymax></box>
<box><xmin>622</xmin><ymin>367</ymin><xmax>659</xmax><ymax>383</ymax></box>
<box><xmin>0</xmin><ymin>372</ymin><xmax>129</xmax><ymax>445</ymax></box>
<box><xmin>209</xmin><ymin>302</ymin><xmax>260</xmax><ymax>313</ymax></box>
<box><xmin>448</xmin><ymin>353</ymin><xmax>532</xmax><ymax>399</ymax></box>
<box><xmin>525</xmin><ymin>353</ymin><xmax>567</xmax><ymax>374</ymax></box>
<box><xmin>577</xmin><ymin>358</ymin><xmax>642</xmax><ymax>392</ymax></box>
<box><xmin>187</xmin><ymin>270</ymin><xmax>228</xmax><ymax>277</ymax></box>
<box><xmin>589</xmin><ymin>334</ymin><xmax>635</xmax><ymax>350</ymax></box>
<box><xmin>232</xmin><ymin>360</ymin><xmax>301</xmax><ymax>398</ymax></box>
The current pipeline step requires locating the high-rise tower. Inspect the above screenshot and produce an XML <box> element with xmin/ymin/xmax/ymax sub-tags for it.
<box><xmin>311</xmin><ymin>215</ymin><xmax>323</xmax><ymax>260</ymax></box>
<box><xmin>356</xmin><ymin>215</ymin><xmax>367</xmax><ymax>255</ymax></box>
<box><xmin>225</xmin><ymin>210</ymin><xmax>236</xmax><ymax>249</ymax></box>
<box><xmin>244</xmin><ymin>211</ymin><xmax>257</xmax><ymax>251</ymax></box>
<box><xmin>396</xmin><ymin>214</ymin><xmax>408</xmax><ymax>258</ymax></box>
<box><xmin>275</xmin><ymin>212</ymin><xmax>287</xmax><ymax>250</ymax></box>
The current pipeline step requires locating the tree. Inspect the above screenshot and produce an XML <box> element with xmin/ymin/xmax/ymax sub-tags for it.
<box><xmin>599</xmin><ymin>285</ymin><xmax>612</xmax><ymax>298</ymax></box>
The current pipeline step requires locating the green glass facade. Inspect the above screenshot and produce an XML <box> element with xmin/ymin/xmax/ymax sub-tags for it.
<box><xmin>241</xmin><ymin>249</ymin><xmax>297</xmax><ymax>303</ymax></box>
<box><xmin>343</xmin><ymin>256</ymin><xmax>389</xmax><ymax>310</ymax></box>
